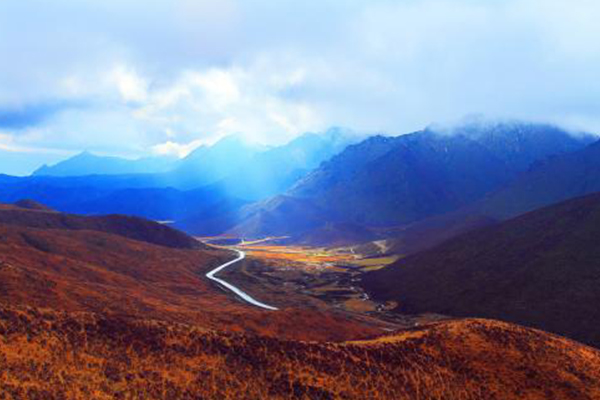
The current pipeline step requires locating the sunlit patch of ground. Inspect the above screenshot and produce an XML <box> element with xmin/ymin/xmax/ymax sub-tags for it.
<box><xmin>203</xmin><ymin>238</ymin><xmax>410</xmax><ymax>326</ymax></box>
<box><xmin>351</xmin><ymin>255</ymin><xmax>401</xmax><ymax>271</ymax></box>
<box><xmin>242</xmin><ymin>244</ymin><xmax>357</xmax><ymax>271</ymax></box>
<box><xmin>199</xmin><ymin>236</ymin><xmax>428</xmax><ymax>331</ymax></box>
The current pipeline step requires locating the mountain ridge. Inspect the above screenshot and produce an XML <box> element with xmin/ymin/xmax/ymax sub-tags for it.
<box><xmin>361</xmin><ymin>191</ymin><xmax>600</xmax><ymax>348</ymax></box>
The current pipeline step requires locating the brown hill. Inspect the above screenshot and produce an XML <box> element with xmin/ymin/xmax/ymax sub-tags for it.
<box><xmin>0</xmin><ymin>219</ymin><xmax>377</xmax><ymax>342</ymax></box>
<box><xmin>1</xmin><ymin>306</ymin><xmax>600</xmax><ymax>399</ymax></box>
<box><xmin>0</xmin><ymin>201</ymin><xmax>202</xmax><ymax>249</ymax></box>
<box><xmin>362</xmin><ymin>192</ymin><xmax>600</xmax><ymax>348</ymax></box>
<box><xmin>13</xmin><ymin>198</ymin><xmax>54</xmax><ymax>211</ymax></box>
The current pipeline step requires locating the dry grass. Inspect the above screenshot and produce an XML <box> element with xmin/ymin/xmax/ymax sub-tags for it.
<box><xmin>0</xmin><ymin>222</ymin><xmax>379</xmax><ymax>342</ymax></box>
<box><xmin>244</xmin><ymin>245</ymin><xmax>355</xmax><ymax>266</ymax></box>
<box><xmin>1</xmin><ymin>306</ymin><xmax>600</xmax><ymax>399</ymax></box>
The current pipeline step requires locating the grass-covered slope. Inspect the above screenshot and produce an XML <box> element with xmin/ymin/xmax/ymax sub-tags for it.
<box><xmin>0</xmin><ymin>217</ymin><xmax>378</xmax><ymax>342</ymax></box>
<box><xmin>361</xmin><ymin>192</ymin><xmax>600</xmax><ymax>348</ymax></box>
<box><xmin>0</xmin><ymin>201</ymin><xmax>203</xmax><ymax>249</ymax></box>
<box><xmin>2</xmin><ymin>306</ymin><xmax>600</xmax><ymax>400</ymax></box>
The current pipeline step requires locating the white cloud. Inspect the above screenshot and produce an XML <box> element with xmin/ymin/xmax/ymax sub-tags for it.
<box><xmin>110</xmin><ymin>65</ymin><xmax>148</xmax><ymax>103</ymax></box>
<box><xmin>1</xmin><ymin>0</ymin><xmax>600</xmax><ymax>174</ymax></box>
<box><xmin>151</xmin><ymin>139</ymin><xmax>205</xmax><ymax>158</ymax></box>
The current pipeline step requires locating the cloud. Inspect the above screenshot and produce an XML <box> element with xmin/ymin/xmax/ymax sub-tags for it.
<box><xmin>110</xmin><ymin>66</ymin><xmax>149</xmax><ymax>103</ymax></box>
<box><xmin>0</xmin><ymin>101</ymin><xmax>76</xmax><ymax>130</ymax></box>
<box><xmin>1</xmin><ymin>0</ymin><xmax>600</xmax><ymax>174</ymax></box>
<box><xmin>151</xmin><ymin>138</ymin><xmax>205</xmax><ymax>158</ymax></box>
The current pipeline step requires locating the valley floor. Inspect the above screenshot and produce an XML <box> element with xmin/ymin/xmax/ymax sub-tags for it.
<box><xmin>201</xmin><ymin>237</ymin><xmax>446</xmax><ymax>332</ymax></box>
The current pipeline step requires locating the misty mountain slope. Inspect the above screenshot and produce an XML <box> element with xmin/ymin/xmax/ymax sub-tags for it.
<box><xmin>231</xmin><ymin>131</ymin><xmax>510</xmax><ymax>240</ymax></box>
<box><xmin>164</xmin><ymin>135</ymin><xmax>264</xmax><ymax>190</ymax></box>
<box><xmin>297</xmin><ymin>132</ymin><xmax>510</xmax><ymax>226</ymax></box>
<box><xmin>361</xmin><ymin>192</ymin><xmax>600</xmax><ymax>348</ymax></box>
<box><xmin>0</xmin><ymin>130</ymin><xmax>361</xmax><ymax>237</ymax></box>
<box><xmin>0</xmin><ymin>179</ymin><xmax>249</xmax><ymax>234</ymax></box>
<box><xmin>158</xmin><ymin>129</ymin><xmax>363</xmax><ymax>235</ymax></box>
<box><xmin>230</xmin><ymin>135</ymin><xmax>411</xmax><ymax>239</ymax></box>
<box><xmin>234</xmin><ymin>122</ymin><xmax>592</xmax><ymax>242</ymax></box>
<box><xmin>228</xmin><ymin>195</ymin><xmax>332</xmax><ymax>238</ymax></box>
<box><xmin>33</xmin><ymin>151</ymin><xmax>178</xmax><ymax>177</ymax></box>
<box><xmin>449</xmin><ymin>120</ymin><xmax>595</xmax><ymax>171</ymax></box>
<box><xmin>214</xmin><ymin>127</ymin><xmax>362</xmax><ymax>201</ymax></box>
<box><xmin>27</xmin><ymin>135</ymin><xmax>265</xmax><ymax>191</ymax></box>
<box><xmin>474</xmin><ymin>138</ymin><xmax>600</xmax><ymax>219</ymax></box>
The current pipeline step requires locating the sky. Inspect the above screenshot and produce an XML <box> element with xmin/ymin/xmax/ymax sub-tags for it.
<box><xmin>1</xmin><ymin>0</ymin><xmax>600</xmax><ymax>174</ymax></box>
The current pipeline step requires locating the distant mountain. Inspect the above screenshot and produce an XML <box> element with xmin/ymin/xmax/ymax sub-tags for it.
<box><xmin>473</xmin><ymin>138</ymin><xmax>600</xmax><ymax>219</ymax></box>
<box><xmin>29</xmin><ymin>129</ymin><xmax>361</xmax><ymax>198</ymax></box>
<box><xmin>228</xmin><ymin>195</ymin><xmax>331</xmax><ymax>238</ymax></box>
<box><xmin>33</xmin><ymin>151</ymin><xmax>178</xmax><ymax>177</ymax></box>
<box><xmin>139</xmin><ymin>128</ymin><xmax>361</xmax><ymax>235</ymax></box>
<box><xmin>234</xmin><ymin>122</ymin><xmax>590</xmax><ymax>242</ymax></box>
<box><xmin>215</xmin><ymin>127</ymin><xmax>363</xmax><ymax>200</ymax></box>
<box><xmin>0</xmin><ymin>130</ymin><xmax>361</xmax><ymax>236</ymax></box>
<box><xmin>449</xmin><ymin>119</ymin><xmax>594</xmax><ymax>171</ymax></box>
<box><xmin>165</xmin><ymin>135</ymin><xmax>265</xmax><ymax>190</ymax></box>
<box><xmin>0</xmin><ymin>179</ymin><xmax>249</xmax><ymax>237</ymax></box>
<box><xmin>30</xmin><ymin>135</ymin><xmax>265</xmax><ymax>190</ymax></box>
<box><xmin>290</xmin><ymin>131</ymin><xmax>511</xmax><ymax>225</ymax></box>
<box><xmin>361</xmin><ymin>192</ymin><xmax>600</xmax><ymax>348</ymax></box>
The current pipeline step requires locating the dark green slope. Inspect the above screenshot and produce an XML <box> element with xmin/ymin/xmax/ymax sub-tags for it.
<box><xmin>361</xmin><ymin>192</ymin><xmax>600</xmax><ymax>347</ymax></box>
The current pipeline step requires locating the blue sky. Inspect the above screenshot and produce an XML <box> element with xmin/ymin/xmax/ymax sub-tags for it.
<box><xmin>1</xmin><ymin>0</ymin><xmax>600</xmax><ymax>174</ymax></box>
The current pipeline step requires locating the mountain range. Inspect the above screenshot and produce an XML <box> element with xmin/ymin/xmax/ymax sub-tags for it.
<box><xmin>33</xmin><ymin>151</ymin><xmax>178</xmax><ymax>177</ymax></box>
<box><xmin>0</xmin><ymin>129</ymin><xmax>361</xmax><ymax>236</ymax></box>
<box><xmin>230</xmin><ymin>121</ymin><xmax>593</xmax><ymax>242</ymax></box>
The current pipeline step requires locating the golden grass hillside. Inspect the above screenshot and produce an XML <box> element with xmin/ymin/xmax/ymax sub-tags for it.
<box><xmin>1</xmin><ymin>305</ymin><xmax>600</xmax><ymax>400</ymax></box>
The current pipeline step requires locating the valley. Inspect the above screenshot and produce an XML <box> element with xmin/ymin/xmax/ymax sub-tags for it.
<box><xmin>201</xmin><ymin>237</ymin><xmax>438</xmax><ymax>331</ymax></box>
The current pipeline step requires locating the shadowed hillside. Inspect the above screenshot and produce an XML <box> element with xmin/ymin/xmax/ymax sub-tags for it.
<box><xmin>1</xmin><ymin>306</ymin><xmax>600</xmax><ymax>399</ymax></box>
<box><xmin>362</xmin><ymin>192</ymin><xmax>600</xmax><ymax>348</ymax></box>
<box><xmin>475</xmin><ymin>138</ymin><xmax>600</xmax><ymax>219</ymax></box>
<box><xmin>0</xmin><ymin>201</ymin><xmax>203</xmax><ymax>249</ymax></box>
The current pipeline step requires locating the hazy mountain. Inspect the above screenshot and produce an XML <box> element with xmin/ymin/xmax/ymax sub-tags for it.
<box><xmin>215</xmin><ymin>127</ymin><xmax>363</xmax><ymax>200</ymax></box>
<box><xmin>291</xmin><ymin>131</ymin><xmax>511</xmax><ymax>224</ymax></box>
<box><xmin>33</xmin><ymin>151</ymin><xmax>178</xmax><ymax>177</ymax></box>
<box><xmin>473</xmin><ymin>138</ymin><xmax>600</xmax><ymax>219</ymax></box>
<box><xmin>0</xmin><ymin>130</ymin><xmax>360</xmax><ymax>234</ymax></box>
<box><xmin>446</xmin><ymin>119</ymin><xmax>595</xmax><ymax>171</ymax></box>
<box><xmin>30</xmin><ymin>135</ymin><xmax>265</xmax><ymax>190</ymax></box>
<box><xmin>29</xmin><ymin>129</ymin><xmax>361</xmax><ymax>198</ymax></box>
<box><xmin>233</xmin><ymin>122</ymin><xmax>592</xmax><ymax>243</ymax></box>
<box><xmin>165</xmin><ymin>135</ymin><xmax>266</xmax><ymax>190</ymax></box>
<box><xmin>361</xmin><ymin>192</ymin><xmax>600</xmax><ymax>348</ymax></box>
<box><xmin>0</xmin><ymin>178</ymin><xmax>249</xmax><ymax>235</ymax></box>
